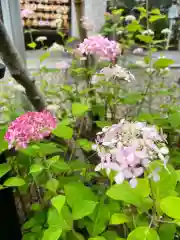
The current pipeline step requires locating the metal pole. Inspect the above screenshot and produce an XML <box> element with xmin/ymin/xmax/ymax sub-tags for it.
<box><xmin>0</xmin><ymin>0</ymin><xmax>26</xmax><ymax>63</ymax></box>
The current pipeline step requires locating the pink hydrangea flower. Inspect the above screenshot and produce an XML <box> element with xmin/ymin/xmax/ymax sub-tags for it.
<box><xmin>5</xmin><ymin>111</ymin><xmax>57</xmax><ymax>149</ymax></box>
<box><xmin>21</xmin><ymin>9</ymin><xmax>34</xmax><ymax>18</ymax></box>
<box><xmin>94</xmin><ymin>120</ymin><xmax>169</xmax><ymax>188</ymax></box>
<box><xmin>78</xmin><ymin>35</ymin><xmax>121</xmax><ymax>61</ymax></box>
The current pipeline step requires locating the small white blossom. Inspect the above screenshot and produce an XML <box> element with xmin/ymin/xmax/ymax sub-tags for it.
<box><xmin>36</xmin><ymin>36</ymin><xmax>47</xmax><ymax>42</ymax></box>
<box><xmin>135</xmin><ymin>60</ymin><xmax>148</xmax><ymax>68</ymax></box>
<box><xmin>49</xmin><ymin>42</ymin><xmax>65</xmax><ymax>52</ymax></box>
<box><xmin>125</xmin><ymin>15</ymin><xmax>136</xmax><ymax>22</ymax></box>
<box><xmin>91</xmin><ymin>65</ymin><xmax>135</xmax><ymax>84</ymax></box>
<box><xmin>161</xmin><ymin>28</ymin><xmax>171</xmax><ymax>35</ymax></box>
<box><xmin>81</xmin><ymin>16</ymin><xmax>94</xmax><ymax>31</ymax></box>
<box><xmin>146</xmin><ymin>68</ymin><xmax>156</xmax><ymax>74</ymax></box>
<box><xmin>133</xmin><ymin>48</ymin><xmax>143</xmax><ymax>55</ymax></box>
<box><xmin>142</xmin><ymin>29</ymin><xmax>154</xmax><ymax>35</ymax></box>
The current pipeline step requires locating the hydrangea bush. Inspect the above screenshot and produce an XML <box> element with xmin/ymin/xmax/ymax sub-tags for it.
<box><xmin>1</xmin><ymin>3</ymin><xmax>180</xmax><ymax>240</ymax></box>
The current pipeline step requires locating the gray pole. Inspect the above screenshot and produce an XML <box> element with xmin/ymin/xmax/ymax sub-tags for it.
<box><xmin>0</xmin><ymin>0</ymin><xmax>26</xmax><ymax>63</ymax></box>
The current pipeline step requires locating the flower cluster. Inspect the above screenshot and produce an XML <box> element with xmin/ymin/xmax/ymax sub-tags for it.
<box><xmin>91</xmin><ymin>65</ymin><xmax>135</xmax><ymax>84</ymax></box>
<box><xmin>78</xmin><ymin>35</ymin><xmax>121</xmax><ymax>61</ymax></box>
<box><xmin>94</xmin><ymin>120</ymin><xmax>169</xmax><ymax>188</ymax></box>
<box><xmin>80</xmin><ymin>16</ymin><xmax>94</xmax><ymax>31</ymax></box>
<box><xmin>5</xmin><ymin>111</ymin><xmax>57</xmax><ymax>149</ymax></box>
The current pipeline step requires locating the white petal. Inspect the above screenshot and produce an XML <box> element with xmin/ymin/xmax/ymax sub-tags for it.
<box><xmin>153</xmin><ymin>173</ymin><xmax>160</xmax><ymax>182</ymax></box>
<box><xmin>159</xmin><ymin>147</ymin><xmax>169</xmax><ymax>155</ymax></box>
<box><xmin>114</xmin><ymin>172</ymin><xmax>124</xmax><ymax>184</ymax></box>
<box><xmin>129</xmin><ymin>178</ymin><xmax>138</xmax><ymax>188</ymax></box>
<box><xmin>133</xmin><ymin>167</ymin><xmax>144</xmax><ymax>177</ymax></box>
<box><xmin>142</xmin><ymin>158</ymin><xmax>150</xmax><ymax>167</ymax></box>
<box><xmin>95</xmin><ymin>163</ymin><xmax>103</xmax><ymax>172</ymax></box>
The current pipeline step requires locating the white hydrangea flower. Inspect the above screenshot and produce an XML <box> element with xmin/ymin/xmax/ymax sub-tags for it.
<box><xmin>142</xmin><ymin>29</ymin><xmax>154</xmax><ymax>35</ymax></box>
<box><xmin>36</xmin><ymin>36</ymin><xmax>47</xmax><ymax>42</ymax></box>
<box><xmin>125</xmin><ymin>15</ymin><xmax>136</xmax><ymax>22</ymax></box>
<box><xmin>133</xmin><ymin>48</ymin><xmax>144</xmax><ymax>55</ymax></box>
<box><xmin>49</xmin><ymin>42</ymin><xmax>65</xmax><ymax>52</ymax></box>
<box><xmin>91</xmin><ymin>65</ymin><xmax>135</xmax><ymax>84</ymax></box>
<box><xmin>161</xmin><ymin>28</ymin><xmax>171</xmax><ymax>35</ymax></box>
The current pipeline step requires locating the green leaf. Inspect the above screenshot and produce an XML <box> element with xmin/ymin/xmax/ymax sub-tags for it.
<box><xmin>110</xmin><ymin>213</ymin><xmax>130</xmax><ymax>225</ymax></box>
<box><xmin>77</xmin><ymin>139</ymin><xmax>92</xmax><ymax>152</ymax></box>
<box><xmin>66</xmin><ymin>231</ymin><xmax>85</xmax><ymax>240</ymax></box>
<box><xmin>4</xmin><ymin>177</ymin><xmax>25</xmax><ymax>187</ymax></box>
<box><xmin>160</xmin><ymin>196</ymin><xmax>180</xmax><ymax>219</ymax></box>
<box><xmin>102</xmin><ymin>231</ymin><xmax>125</xmax><ymax>240</ymax></box>
<box><xmin>151</xmin><ymin>8</ymin><xmax>161</xmax><ymax>15</ymax></box>
<box><xmin>65</xmin><ymin>182</ymin><xmax>97</xmax><ymax>219</ymax></box>
<box><xmin>0</xmin><ymin>163</ymin><xmax>11</xmax><ymax>178</ymax></box>
<box><xmin>176</xmin><ymin>170</ymin><xmax>180</xmax><ymax>181</ymax></box>
<box><xmin>50</xmin><ymin>159</ymin><xmax>70</xmax><ymax>173</ymax></box>
<box><xmin>46</xmin><ymin>178</ymin><xmax>59</xmax><ymax>193</ymax></box>
<box><xmin>53</xmin><ymin>123</ymin><xmax>73</xmax><ymax>140</ymax></box>
<box><xmin>48</xmin><ymin>206</ymin><xmax>73</xmax><ymax>231</ymax></box>
<box><xmin>126</xmin><ymin>22</ymin><xmax>142</xmax><ymax>32</ymax></box>
<box><xmin>149</xmin><ymin>15</ymin><xmax>165</xmax><ymax>22</ymax></box>
<box><xmin>158</xmin><ymin>223</ymin><xmax>176</xmax><ymax>240</ymax></box>
<box><xmin>69</xmin><ymin>160</ymin><xmax>89</xmax><ymax>171</ymax></box>
<box><xmin>89</xmin><ymin>237</ymin><xmax>106</xmax><ymax>240</ymax></box>
<box><xmin>40</xmin><ymin>52</ymin><xmax>50</xmax><ymax>63</ymax></box>
<box><xmin>72</xmin><ymin>103</ymin><xmax>89</xmax><ymax>117</ymax></box>
<box><xmin>153</xmin><ymin>58</ymin><xmax>174</xmax><ymax>69</ymax></box>
<box><xmin>128</xmin><ymin>227</ymin><xmax>160</xmax><ymax>240</ymax></box>
<box><xmin>42</xmin><ymin>227</ymin><xmax>62</xmax><ymax>240</ymax></box>
<box><xmin>0</xmin><ymin>128</ymin><xmax>8</xmax><ymax>153</ymax></box>
<box><xmin>72</xmin><ymin>200</ymin><xmax>97</xmax><ymax>220</ymax></box>
<box><xmin>150</xmin><ymin>162</ymin><xmax>177</xmax><ymax>199</ymax></box>
<box><xmin>136</xmin><ymin>35</ymin><xmax>153</xmax><ymax>43</ymax></box>
<box><xmin>106</xmin><ymin>179</ymin><xmax>151</xmax><ymax>210</ymax></box>
<box><xmin>27</xmin><ymin>42</ymin><xmax>37</xmax><ymax>49</ymax></box>
<box><xmin>51</xmin><ymin>195</ymin><xmax>66</xmax><ymax>215</ymax></box>
<box><xmin>64</xmin><ymin>182</ymin><xmax>97</xmax><ymax>207</ymax></box>
<box><xmin>95</xmin><ymin>121</ymin><xmax>112</xmax><ymax>128</ymax></box>
<box><xmin>30</xmin><ymin>163</ymin><xmax>44</xmax><ymax>174</ymax></box>
<box><xmin>89</xmin><ymin>200</ymin><xmax>110</xmax><ymax>236</ymax></box>
<box><xmin>168</xmin><ymin>112</ymin><xmax>180</xmax><ymax>128</ymax></box>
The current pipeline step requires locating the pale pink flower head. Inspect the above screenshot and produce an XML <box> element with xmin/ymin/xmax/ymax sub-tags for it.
<box><xmin>5</xmin><ymin>111</ymin><xmax>57</xmax><ymax>149</ymax></box>
<box><xmin>80</xmin><ymin>16</ymin><xmax>94</xmax><ymax>31</ymax></box>
<box><xmin>94</xmin><ymin>119</ymin><xmax>169</xmax><ymax>188</ymax></box>
<box><xmin>21</xmin><ymin>9</ymin><xmax>34</xmax><ymax>18</ymax></box>
<box><xmin>78</xmin><ymin>35</ymin><xmax>121</xmax><ymax>61</ymax></box>
<box><xmin>133</xmin><ymin>48</ymin><xmax>144</xmax><ymax>55</ymax></box>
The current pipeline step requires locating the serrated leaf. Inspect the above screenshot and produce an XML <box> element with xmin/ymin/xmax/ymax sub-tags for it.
<box><xmin>4</xmin><ymin>177</ymin><xmax>25</xmax><ymax>187</ymax></box>
<box><xmin>72</xmin><ymin>103</ymin><xmax>89</xmax><ymax>117</ymax></box>
<box><xmin>0</xmin><ymin>163</ymin><xmax>11</xmax><ymax>178</ymax></box>
<box><xmin>51</xmin><ymin>195</ymin><xmax>66</xmax><ymax>215</ymax></box>
<box><xmin>53</xmin><ymin>124</ymin><xmax>73</xmax><ymax>140</ymax></box>
<box><xmin>128</xmin><ymin>227</ymin><xmax>160</xmax><ymax>240</ymax></box>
